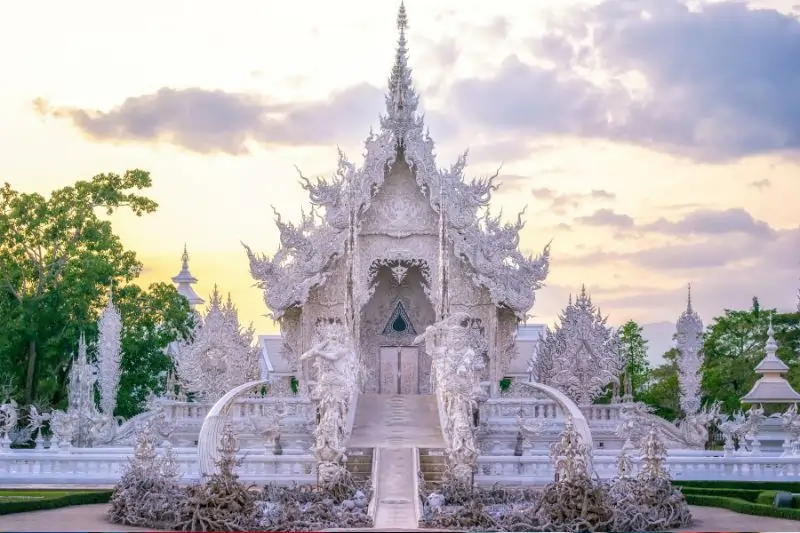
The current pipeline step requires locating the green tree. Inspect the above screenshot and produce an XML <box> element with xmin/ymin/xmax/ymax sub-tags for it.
<box><xmin>702</xmin><ymin>298</ymin><xmax>800</xmax><ymax>413</ymax></box>
<box><xmin>0</xmin><ymin>170</ymin><xmax>157</xmax><ymax>404</ymax></box>
<box><xmin>113</xmin><ymin>282</ymin><xmax>194</xmax><ymax>419</ymax></box>
<box><xmin>618</xmin><ymin>319</ymin><xmax>651</xmax><ymax>397</ymax></box>
<box><xmin>639</xmin><ymin>348</ymin><xmax>680</xmax><ymax>421</ymax></box>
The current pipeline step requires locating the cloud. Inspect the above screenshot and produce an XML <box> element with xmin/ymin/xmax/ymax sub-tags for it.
<box><xmin>562</xmin><ymin>225</ymin><xmax>798</xmax><ymax>271</ymax></box>
<box><xmin>576</xmin><ymin>208</ymin><xmax>634</xmax><ymax>227</ymax></box>
<box><xmin>576</xmin><ymin>206</ymin><xmax>778</xmax><ymax>239</ymax></box>
<box><xmin>448</xmin><ymin>0</ymin><xmax>800</xmax><ymax>161</ymax></box>
<box><xmin>641</xmin><ymin>208</ymin><xmax>777</xmax><ymax>239</ymax></box>
<box><xmin>750</xmin><ymin>178</ymin><xmax>771</xmax><ymax>189</ymax></box>
<box><xmin>531</xmin><ymin>188</ymin><xmax>617</xmax><ymax>214</ymax></box>
<box><xmin>35</xmin><ymin>85</ymin><xmax>388</xmax><ymax>154</ymax></box>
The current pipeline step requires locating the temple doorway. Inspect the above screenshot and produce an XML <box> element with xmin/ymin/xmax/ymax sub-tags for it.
<box><xmin>379</xmin><ymin>346</ymin><xmax>420</xmax><ymax>394</ymax></box>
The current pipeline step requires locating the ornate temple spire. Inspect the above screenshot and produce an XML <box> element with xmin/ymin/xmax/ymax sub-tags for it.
<box><xmin>96</xmin><ymin>291</ymin><xmax>122</xmax><ymax>415</ymax></box>
<box><xmin>384</xmin><ymin>1</ymin><xmax>420</xmax><ymax>139</ymax></box>
<box><xmin>171</xmin><ymin>244</ymin><xmax>204</xmax><ymax>307</ymax></box>
<box><xmin>676</xmin><ymin>285</ymin><xmax>704</xmax><ymax>417</ymax></box>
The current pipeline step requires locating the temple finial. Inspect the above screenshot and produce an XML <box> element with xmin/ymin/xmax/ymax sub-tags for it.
<box><xmin>397</xmin><ymin>0</ymin><xmax>408</xmax><ymax>31</ymax></box>
<box><xmin>172</xmin><ymin>244</ymin><xmax>204</xmax><ymax>307</ymax></box>
<box><xmin>385</xmin><ymin>1</ymin><xmax>418</xmax><ymax>133</ymax></box>
<box><xmin>686</xmin><ymin>283</ymin><xmax>693</xmax><ymax>313</ymax></box>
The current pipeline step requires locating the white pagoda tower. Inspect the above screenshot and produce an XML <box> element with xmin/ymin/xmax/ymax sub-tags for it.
<box><xmin>171</xmin><ymin>245</ymin><xmax>204</xmax><ymax>308</ymax></box>
<box><xmin>741</xmin><ymin>317</ymin><xmax>800</xmax><ymax>453</ymax></box>
<box><xmin>741</xmin><ymin>318</ymin><xmax>800</xmax><ymax>405</ymax></box>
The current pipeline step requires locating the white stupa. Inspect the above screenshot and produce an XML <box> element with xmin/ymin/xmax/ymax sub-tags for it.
<box><xmin>741</xmin><ymin>317</ymin><xmax>800</xmax><ymax>404</ymax></box>
<box><xmin>171</xmin><ymin>244</ymin><xmax>204</xmax><ymax>307</ymax></box>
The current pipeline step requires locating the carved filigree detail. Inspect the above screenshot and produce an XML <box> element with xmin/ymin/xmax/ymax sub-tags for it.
<box><xmin>544</xmin><ymin>287</ymin><xmax>621</xmax><ymax>405</ymax></box>
<box><xmin>174</xmin><ymin>287</ymin><xmax>259</xmax><ymax>402</ymax></box>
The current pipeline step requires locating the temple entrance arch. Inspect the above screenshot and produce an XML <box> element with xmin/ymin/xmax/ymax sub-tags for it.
<box><xmin>360</xmin><ymin>258</ymin><xmax>435</xmax><ymax>394</ymax></box>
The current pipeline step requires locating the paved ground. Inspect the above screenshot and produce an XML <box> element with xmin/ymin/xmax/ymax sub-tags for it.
<box><xmin>349</xmin><ymin>394</ymin><xmax>445</xmax><ymax>449</ymax></box>
<box><xmin>350</xmin><ymin>394</ymin><xmax>444</xmax><ymax>529</ymax></box>
<box><xmin>2</xmin><ymin>502</ymin><xmax>800</xmax><ymax>531</ymax></box>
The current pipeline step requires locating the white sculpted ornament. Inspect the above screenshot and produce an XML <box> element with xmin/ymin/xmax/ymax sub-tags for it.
<box><xmin>0</xmin><ymin>399</ymin><xmax>18</xmax><ymax>449</ymax></box>
<box><xmin>742</xmin><ymin>405</ymin><xmax>766</xmax><ymax>454</ymax></box>
<box><xmin>96</xmin><ymin>292</ymin><xmax>123</xmax><ymax>416</ymax></box>
<box><xmin>414</xmin><ymin>313</ymin><xmax>484</xmax><ymax>485</ymax></box>
<box><xmin>174</xmin><ymin>287</ymin><xmax>259</xmax><ymax>402</ymax></box>
<box><xmin>675</xmin><ymin>401</ymin><xmax>720</xmax><ymax>448</ymax></box>
<box><xmin>780</xmin><ymin>404</ymin><xmax>800</xmax><ymax>455</ymax></box>
<box><xmin>24</xmin><ymin>405</ymin><xmax>50</xmax><ymax>449</ymax></box>
<box><xmin>676</xmin><ymin>286</ymin><xmax>704</xmax><ymax>417</ymax></box>
<box><xmin>547</xmin><ymin>288</ymin><xmax>621</xmax><ymax>405</ymax></box>
<box><xmin>300</xmin><ymin>319</ymin><xmax>359</xmax><ymax>487</ymax></box>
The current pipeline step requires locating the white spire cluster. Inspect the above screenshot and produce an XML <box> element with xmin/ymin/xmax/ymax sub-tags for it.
<box><xmin>174</xmin><ymin>286</ymin><xmax>258</xmax><ymax>401</ymax></box>
<box><xmin>676</xmin><ymin>284</ymin><xmax>704</xmax><ymax>417</ymax></box>
<box><xmin>541</xmin><ymin>286</ymin><xmax>621</xmax><ymax>405</ymax></box>
<box><xmin>96</xmin><ymin>291</ymin><xmax>123</xmax><ymax>415</ymax></box>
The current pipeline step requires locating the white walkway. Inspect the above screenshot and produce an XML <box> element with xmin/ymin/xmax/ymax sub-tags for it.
<box><xmin>349</xmin><ymin>394</ymin><xmax>444</xmax><ymax>529</ymax></box>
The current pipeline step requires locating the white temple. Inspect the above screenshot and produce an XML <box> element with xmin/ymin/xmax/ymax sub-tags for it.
<box><xmin>244</xmin><ymin>1</ymin><xmax>550</xmax><ymax>398</ymax></box>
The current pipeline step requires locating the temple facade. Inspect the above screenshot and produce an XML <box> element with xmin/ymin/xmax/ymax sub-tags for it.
<box><xmin>245</xmin><ymin>3</ymin><xmax>550</xmax><ymax>397</ymax></box>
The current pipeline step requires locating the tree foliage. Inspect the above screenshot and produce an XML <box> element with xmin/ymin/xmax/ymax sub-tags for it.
<box><xmin>0</xmin><ymin>170</ymin><xmax>190</xmax><ymax>415</ymax></box>
<box><xmin>114</xmin><ymin>283</ymin><xmax>194</xmax><ymax>419</ymax></box>
<box><xmin>701</xmin><ymin>298</ymin><xmax>800</xmax><ymax>413</ymax></box>
<box><xmin>639</xmin><ymin>348</ymin><xmax>681</xmax><ymax>422</ymax></box>
<box><xmin>618</xmin><ymin>320</ymin><xmax>651</xmax><ymax>397</ymax></box>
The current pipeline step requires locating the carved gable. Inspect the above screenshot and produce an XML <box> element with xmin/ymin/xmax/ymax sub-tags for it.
<box><xmin>359</xmin><ymin>160</ymin><xmax>438</xmax><ymax>237</ymax></box>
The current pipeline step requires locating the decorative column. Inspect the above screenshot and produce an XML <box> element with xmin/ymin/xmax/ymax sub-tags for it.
<box><xmin>676</xmin><ymin>284</ymin><xmax>704</xmax><ymax>418</ymax></box>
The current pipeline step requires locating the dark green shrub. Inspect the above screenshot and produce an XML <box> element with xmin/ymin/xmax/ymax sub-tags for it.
<box><xmin>0</xmin><ymin>490</ymin><xmax>112</xmax><ymax>515</ymax></box>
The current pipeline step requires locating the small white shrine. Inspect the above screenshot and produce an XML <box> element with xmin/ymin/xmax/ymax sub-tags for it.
<box><xmin>740</xmin><ymin>318</ymin><xmax>800</xmax><ymax>454</ymax></box>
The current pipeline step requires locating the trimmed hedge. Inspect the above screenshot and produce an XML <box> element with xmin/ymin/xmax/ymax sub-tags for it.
<box><xmin>678</xmin><ymin>486</ymin><xmax>762</xmax><ymax>502</ymax></box>
<box><xmin>674</xmin><ymin>479</ymin><xmax>800</xmax><ymax>492</ymax></box>
<box><xmin>0</xmin><ymin>490</ymin><xmax>112</xmax><ymax>515</ymax></box>
<box><xmin>683</xmin><ymin>493</ymin><xmax>800</xmax><ymax>520</ymax></box>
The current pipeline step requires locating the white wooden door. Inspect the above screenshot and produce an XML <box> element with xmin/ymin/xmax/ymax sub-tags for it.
<box><xmin>379</xmin><ymin>347</ymin><xmax>399</xmax><ymax>395</ymax></box>
<box><xmin>399</xmin><ymin>347</ymin><xmax>419</xmax><ymax>394</ymax></box>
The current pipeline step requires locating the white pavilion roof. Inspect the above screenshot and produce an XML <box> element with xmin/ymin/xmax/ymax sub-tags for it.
<box><xmin>742</xmin><ymin>378</ymin><xmax>800</xmax><ymax>403</ymax></box>
<box><xmin>741</xmin><ymin>319</ymin><xmax>800</xmax><ymax>403</ymax></box>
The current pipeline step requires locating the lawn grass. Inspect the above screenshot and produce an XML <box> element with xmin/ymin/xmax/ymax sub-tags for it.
<box><xmin>0</xmin><ymin>489</ymin><xmax>112</xmax><ymax>515</ymax></box>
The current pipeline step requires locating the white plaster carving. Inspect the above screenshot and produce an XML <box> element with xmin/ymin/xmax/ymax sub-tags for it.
<box><xmin>541</xmin><ymin>287</ymin><xmax>621</xmax><ymax>405</ymax></box>
<box><xmin>676</xmin><ymin>285</ymin><xmax>704</xmax><ymax>417</ymax></box>
<box><xmin>97</xmin><ymin>292</ymin><xmax>123</xmax><ymax>416</ymax></box>
<box><xmin>174</xmin><ymin>286</ymin><xmax>259</xmax><ymax>402</ymax></box>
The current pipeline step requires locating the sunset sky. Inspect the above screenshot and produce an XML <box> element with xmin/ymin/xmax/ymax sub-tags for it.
<box><xmin>2</xmin><ymin>0</ymin><xmax>799</xmax><ymax>358</ymax></box>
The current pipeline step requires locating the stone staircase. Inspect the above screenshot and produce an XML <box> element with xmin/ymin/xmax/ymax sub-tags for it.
<box><xmin>344</xmin><ymin>448</ymin><xmax>373</xmax><ymax>485</ymax></box>
<box><xmin>418</xmin><ymin>447</ymin><xmax>447</xmax><ymax>490</ymax></box>
<box><xmin>347</xmin><ymin>394</ymin><xmax>445</xmax><ymax>529</ymax></box>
